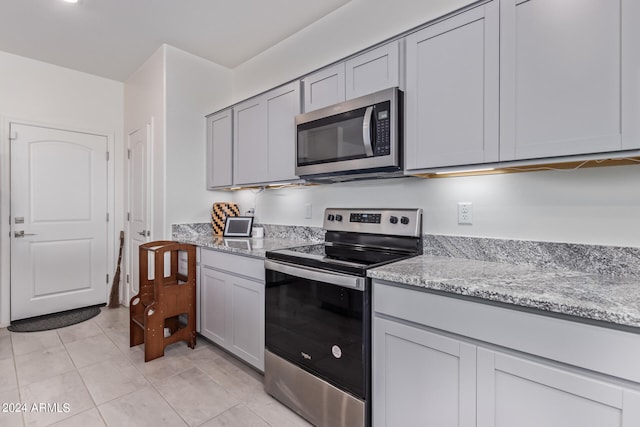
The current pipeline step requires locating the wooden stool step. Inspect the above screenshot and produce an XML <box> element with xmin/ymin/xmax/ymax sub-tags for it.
<box><xmin>129</xmin><ymin>241</ymin><xmax>197</xmax><ymax>362</ymax></box>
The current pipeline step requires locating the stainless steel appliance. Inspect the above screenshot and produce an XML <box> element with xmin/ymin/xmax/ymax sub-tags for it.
<box><xmin>264</xmin><ymin>208</ymin><xmax>423</xmax><ymax>427</ymax></box>
<box><xmin>295</xmin><ymin>87</ymin><xmax>403</xmax><ymax>182</ymax></box>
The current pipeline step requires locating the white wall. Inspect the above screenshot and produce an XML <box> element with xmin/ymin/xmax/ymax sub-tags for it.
<box><xmin>0</xmin><ymin>50</ymin><xmax>124</xmax><ymax>326</ymax></box>
<box><xmin>124</xmin><ymin>47</ymin><xmax>165</xmax><ymax>240</ymax></box>
<box><xmin>165</xmin><ymin>45</ymin><xmax>233</xmax><ymax>237</ymax></box>
<box><xmin>232</xmin><ymin>0</ymin><xmax>475</xmax><ymax>101</ymax></box>
<box><xmin>234</xmin><ymin>164</ymin><xmax>640</xmax><ymax>247</ymax></box>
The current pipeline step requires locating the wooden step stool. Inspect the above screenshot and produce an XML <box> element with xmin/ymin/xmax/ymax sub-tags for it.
<box><xmin>130</xmin><ymin>241</ymin><xmax>197</xmax><ymax>362</ymax></box>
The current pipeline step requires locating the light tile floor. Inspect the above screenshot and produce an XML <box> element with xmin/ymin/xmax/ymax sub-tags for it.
<box><xmin>0</xmin><ymin>307</ymin><xmax>312</xmax><ymax>427</ymax></box>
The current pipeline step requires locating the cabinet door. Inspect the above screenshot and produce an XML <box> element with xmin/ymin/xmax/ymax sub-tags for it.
<box><xmin>206</xmin><ymin>109</ymin><xmax>233</xmax><ymax>189</ymax></box>
<box><xmin>373</xmin><ymin>316</ymin><xmax>476</xmax><ymax>427</ymax></box>
<box><xmin>405</xmin><ymin>1</ymin><xmax>499</xmax><ymax>170</ymax></box>
<box><xmin>265</xmin><ymin>81</ymin><xmax>301</xmax><ymax>183</ymax></box>
<box><xmin>500</xmin><ymin>0</ymin><xmax>640</xmax><ymax>160</ymax></box>
<box><xmin>477</xmin><ymin>348</ymin><xmax>640</xmax><ymax>427</ymax></box>
<box><xmin>345</xmin><ymin>41</ymin><xmax>401</xmax><ymax>100</ymax></box>
<box><xmin>200</xmin><ymin>266</ymin><xmax>227</xmax><ymax>346</ymax></box>
<box><xmin>302</xmin><ymin>63</ymin><xmax>345</xmax><ymax>112</ymax></box>
<box><xmin>228</xmin><ymin>275</ymin><xmax>265</xmax><ymax>371</ymax></box>
<box><xmin>233</xmin><ymin>97</ymin><xmax>267</xmax><ymax>185</ymax></box>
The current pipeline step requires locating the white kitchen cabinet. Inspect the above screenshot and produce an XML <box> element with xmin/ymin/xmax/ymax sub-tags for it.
<box><xmin>373</xmin><ymin>280</ymin><xmax>640</xmax><ymax>426</ymax></box>
<box><xmin>500</xmin><ymin>0</ymin><xmax>640</xmax><ymax>160</ymax></box>
<box><xmin>233</xmin><ymin>97</ymin><xmax>266</xmax><ymax>186</ymax></box>
<box><xmin>200</xmin><ymin>249</ymin><xmax>265</xmax><ymax>371</ymax></box>
<box><xmin>345</xmin><ymin>40</ymin><xmax>402</xmax><ymax>101</ymax></box>
<box><xmin>302</xmin><ymin>63</ymin><xmax>345</xmax><ymax>113</ymax></box>
<box><xmin>303</xmin><ymin>41</ymin><xmax>402</xmax><ymax>113</ymax></box>
<box><xmin>233</xmin><ymin>81</ymin><xmax>300</xmax><ymax>186</ymax></box>
<box><xmin>265</xmin><ymin>82</ymin><xmax>301</xmax><ymax>183</ymax></box>
<box><xmin>206</xmin><ymin>108</ymin><xmax>233</xmax><ymax>189</ymax></box>
<box><xmin>405</xmin><ymin>1</ymin><xmax>499</xmax><ymax>170</ymax></box>
<box><xmin>476</xmin><ymin>348</ymin><xmax>640</xmax><ymax>427</ymax></box>
<box><xmin>373</xmin><ymin>316</ymin><xmax>476</xmax><ymax>427</ymax></box>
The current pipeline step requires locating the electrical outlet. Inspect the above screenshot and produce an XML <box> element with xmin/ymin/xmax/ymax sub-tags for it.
<box><xmin>457</xmin><ymin>202</ymin><xmax>473</xmax><ymax>225</ymax></box>
<box><xmin>304</xmin><ymin>203</ymin><xmax>312</xmax><ymax>219</ymax></box>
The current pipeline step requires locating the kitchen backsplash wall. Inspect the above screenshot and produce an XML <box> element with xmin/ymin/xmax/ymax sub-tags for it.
<box><xmin>231</xmin><ymin>164</ymin><xmax>640</xmax><ymax>248</ymax></box>
<box><xmin>172</xmin><ymin>223</ymin><xmax>640</xmax><ymax>278</ymax></box>
<box><xmin>424</xmin><ymin>235</ymin><xmax>640</xmax><ymax>279</ymax></box>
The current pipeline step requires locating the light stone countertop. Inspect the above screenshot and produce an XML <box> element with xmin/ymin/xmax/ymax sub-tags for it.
<box><xmin>173</xmin><ymin>234</ymin><xmax>312</xmax><ymax>259</ymax></box>
<box><xmin>369</xmin><ymin>255</ymin><xmax>640</xmax><ymax>329</ymax></box>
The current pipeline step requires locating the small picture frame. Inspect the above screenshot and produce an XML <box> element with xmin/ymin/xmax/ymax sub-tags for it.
<box><xmin>223</xmin><ymin>216</ymin><xmax>254</xmax><ymax>237</ymax></box>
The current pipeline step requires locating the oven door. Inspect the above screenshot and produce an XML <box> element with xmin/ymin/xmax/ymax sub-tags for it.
<box><xmin>265</xmin><ymin>259</ymin><xmax>370</xmax><ymax>399</ymax></box>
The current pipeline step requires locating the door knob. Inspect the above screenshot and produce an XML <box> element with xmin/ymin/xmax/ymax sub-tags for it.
<box><xmin>137</xmin><ymin>230</ymin><xmax>150</xmax><ymax>237</ymax></box>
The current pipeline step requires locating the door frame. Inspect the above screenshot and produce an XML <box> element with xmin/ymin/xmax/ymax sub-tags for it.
<box><xmin>124</xmin><ymin>118</ymin><xmax>153</xmax><ymax>306</ymax></box>
<box><xmin>0</xmin><ymin>117</ymin><xmax>116</xmax><ymax>327</ymax></box>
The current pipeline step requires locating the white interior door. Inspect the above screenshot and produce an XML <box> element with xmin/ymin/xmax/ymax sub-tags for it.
<box><xmin>10</xmin><ymin>123</ymin><xmax>108</xmax><ymax>321</ymax></box>
<box><xmin>127</xmin><ymin>124</ymin><xmax>150</xmax><ymax>301</ymax></box>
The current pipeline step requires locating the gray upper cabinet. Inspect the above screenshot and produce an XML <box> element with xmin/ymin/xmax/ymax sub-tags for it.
<box><xmin>234</xmin><ymin>97</ymin><xmax>266</xmax><ymax>186</ymax></box>
<box><xmin>303</xmin><ymin>41</ymin><xmax>402</xmax><ymax>113</ymax></box>
<box><xmin>405</xmin><ymin>1</ymin><xmax>499</xmax><ymax>171</ymax></box>
<box><xmin>302</xmin><ymin>63</ymin><xmax>345</xmax><ymax>113</ymax></box>
<box><xmin>345</xmin><ymin>40</ymin><xmax>402</xmax><ymax>101</ymax></box>
<box><xmin>233</xmin><ymin>81</ymin><xmax>300</xmax><ymax>186</ymax></box>
<box><xmin>265</xmin><ymin>82</ymin><xmax>301</xmax><ymax>183</ymax></box>
<box><xmin>500</xmin><ymin>0</ymin><xmax>640</xmax><ymax>161</ymax></box>
<box><xmin>206</xmin><ymin>108</ymin><xmax>233</xmax><ymax>189</ymax></box>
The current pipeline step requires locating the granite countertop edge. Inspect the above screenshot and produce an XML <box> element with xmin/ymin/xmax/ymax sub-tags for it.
<box><xmin>174</xmin><ymin>235</ymin><xmax>313</xmax><ymax>259</ymax></box>
<box><xmin>368</xmin><ymin>255</ymin><xmax>640</xmax><ymax>329</ymax></box>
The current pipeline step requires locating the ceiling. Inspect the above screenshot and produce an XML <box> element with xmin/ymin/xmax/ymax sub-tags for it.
<box><xmin>0</xmin><ymin>0</ymin><xmax>351</xmax><ymax>81</ymax></box>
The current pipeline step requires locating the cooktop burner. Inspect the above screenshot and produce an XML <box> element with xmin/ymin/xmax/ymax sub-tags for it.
<box><xmin>266</xmin><ymin>208</ymin><xmax>423</xmax><ymax>276</ymax></box>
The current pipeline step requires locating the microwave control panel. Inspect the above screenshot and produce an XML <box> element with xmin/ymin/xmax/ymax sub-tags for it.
<box><xmin>374</xmin><ymin>101</ymin><xmax>391</xmax><ymax>156</ymax></box>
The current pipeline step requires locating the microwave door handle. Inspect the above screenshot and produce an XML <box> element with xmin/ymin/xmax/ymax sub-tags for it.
<box><xmin>362</xmin><ymin>106</ymin><xmax>374</xmax><ymax>157</ymax></box>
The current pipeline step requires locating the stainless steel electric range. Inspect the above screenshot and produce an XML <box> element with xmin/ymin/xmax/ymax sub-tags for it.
<box><xmin>264</xmin><ymin>208</ymin><xmax>423</xmax><ymax>427</ymax></box>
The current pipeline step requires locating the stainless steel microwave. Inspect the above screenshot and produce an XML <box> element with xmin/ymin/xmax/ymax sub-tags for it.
<box><xmin>295</xmin><ymin>87</ymin><xmax>402</xmax><ymax>182</ymax></box>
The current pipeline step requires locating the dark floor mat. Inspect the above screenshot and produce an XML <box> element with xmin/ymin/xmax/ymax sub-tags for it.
<box><xmin>7</xmin><ymin>305</ymin><xmax>103</xmax><ymax>332</ymax></box>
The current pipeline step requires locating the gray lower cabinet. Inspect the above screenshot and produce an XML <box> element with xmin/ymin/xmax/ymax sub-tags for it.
<box><xmin>476</xmin><ymin>348</ymin><xmax>640</xmax><ymax>427</ymax></box>
<box><xmin>373</xmin><ymin>280</ymin><xmax>640</xmax><ymax>427</ymax></box>
<box><xmin>373</xmin><ymin>316</ymin><xmax>477</xmax><ymax>427</ymax></box>
<box><xmin>200</xmin><ymin>249</ymin><xmax>265</xmax><ymax>371</ymax></box>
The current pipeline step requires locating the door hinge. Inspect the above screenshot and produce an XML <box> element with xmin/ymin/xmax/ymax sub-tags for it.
<box><xmin>106</xmin><ymin>274</ymin><xmax>110</xmax><ymax>284</ymax></box>
<box><xmin>126</xmin><ymin>274</ymin><xmax>130</xmax><ymax>284</ymax></box>
<box><xmin>127</xmin><ymin>212</ymin><xmax>130</xmax><ymax>221</ymax></box>
<box><xmin>106</xmin><ymin>151</ymin><xmax>110</xmax><ymax>161</ymax></box>
<box><xmin>127</xmin><ymin>149</ymin><xmax>131</xmax><ymax>159</ymax></box>
<box><xmin>106</xmin><ymin>213</ymin><xmax>109</xmax><ymax>222</ymax></box>
<box><xmin>9</xmin><ymin>131</ymin><xmax>17</xmax><ymax>140</ymax></box>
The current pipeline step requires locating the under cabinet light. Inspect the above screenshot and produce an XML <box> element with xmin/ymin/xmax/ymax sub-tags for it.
<box><xmin>434</xmin><ymin>167</ymin><xmax>496</xmax><ymax>175</ymax></box>
<box><xmin>63</xmin><ymin>0</ymin><xmax>79</xmax><ymax>3</ymax></box>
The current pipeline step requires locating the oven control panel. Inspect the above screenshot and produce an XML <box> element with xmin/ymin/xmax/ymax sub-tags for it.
<box><xmin>349</xmin><ymin>213</ymin><xmax>381</xmax><ymax>224</ymax></box>
<box><xmin>324</xmin><ymin>208</ymin><xmax>422</xmax><ymax>237</ymax></box>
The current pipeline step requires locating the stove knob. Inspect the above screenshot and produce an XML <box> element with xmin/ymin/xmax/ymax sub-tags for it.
<box><xmin>327</xmin><ymin>214</ymin><xmax>335</xmax><ymax>221</ymax></box>
<box><xmin>389</xmin><ymin>216</ymin><xmax>398</xmax><ymax>224</ymax></box>
<box><xmin>401</xmin><ymin>216</ymin><xmax>410</xmax><ymax>225</ymax></box>
<box><xmin>335</xmin><ymin>214</ymin><xmax>343</xmax><ymax>222</ymax></box>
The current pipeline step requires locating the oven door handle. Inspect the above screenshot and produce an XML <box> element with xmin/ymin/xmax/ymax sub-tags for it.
<box><xmin>265</xmin><ymin>260</ymin><xmax>366</xmax><ymax>291</ymax></box>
